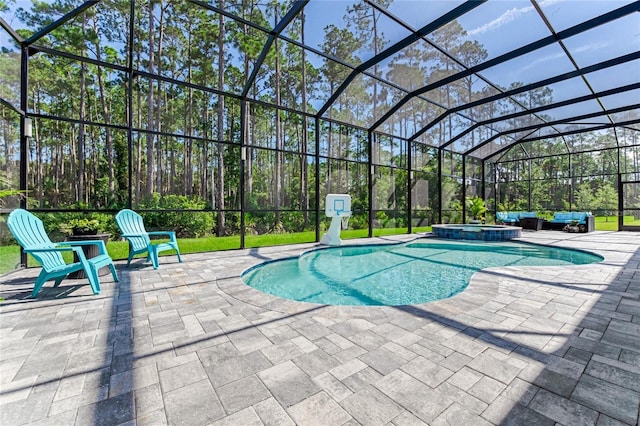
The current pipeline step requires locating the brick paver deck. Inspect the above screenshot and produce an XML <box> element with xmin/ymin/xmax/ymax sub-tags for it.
<box><xmin>1</xmin><ymin>231</ymin><xmax>638</xmax><ymax>425</ymax></box>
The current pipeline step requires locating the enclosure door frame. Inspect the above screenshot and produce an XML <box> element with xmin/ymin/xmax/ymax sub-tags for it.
<box><xmin>618</xmin><ymin>176</ymin><xmax>640</xmax><ymax>231</ymax></box>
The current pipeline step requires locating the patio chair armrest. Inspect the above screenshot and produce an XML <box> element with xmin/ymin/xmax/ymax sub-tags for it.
<box><xmin>147</xmin><ymin>231</ymin><xmax>177</xmax><ymax>240</ymax></box>
<box><xmin>25</xmin><ymin>246</ymin><xmax>75</xmax><ymax>253</ymax></box>
<box><xmin>120</xmin><ymin>233</ymin><xmax>147</xmax><ymax>239</ymax></box>
<box><xmin>58</xmin><ymin>240</ymin><xmax>108</xmax><ymax>255</ymax></box>
<box><xmin>26</xmin><ymin>245</ymin><xmax>88</xmax><ymax>262</ymax></box>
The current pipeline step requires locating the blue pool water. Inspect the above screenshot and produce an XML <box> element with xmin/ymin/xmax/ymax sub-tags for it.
<box><xmin>242</xmin><ymin>239</ymin><xmax>602</xmax><ymax>306</ymax></box>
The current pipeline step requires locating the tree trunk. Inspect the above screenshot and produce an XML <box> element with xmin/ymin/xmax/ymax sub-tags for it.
<box><xmin>92</xmin><ymin>18</ymin><xmax>115</xmax><ymax>196</ymax></box>
<box><xmin>185</xmin><ymin>27</ymin><xmax>194</xmax><ymax>196</ymax></box>
<box><xmin>134</xmin><ymin>30</ymin><xmax>142</xmax><ymax>203</ymax></box>
<box><xmin>145</xmin><ymin>0</ymin><xmax>156</xmax><ymax>197</ymax></box>
<box><xmin>242</xmin><ymin>5</ymin><xmax>253</xmax><ymax>198</ymax></box>
<box><xmin>216</xmin><ymin>0</ymin><xmax>226</xmax><ymax>236</ymax></box>
<box><xmin>35</xmin><ymin>86</ymin><xmax>43</xmax><ymax>207</ymax></box>
<box><xmin>155</xmin><ymin>3</ymin><xmax>166</xmax><ymax>195</ymax></box>
<box><xmin>300</xmin><ymin>11</ymin><xmax>309</xmax><ymax>226</ymax></box>
<box><xmin>274</xmin><ymin>10</ymin><xmax>282</xmax><ymax>225</ymax></box>
<box><xmin>77</xmin><ymin>17</ymin><xmax>87</xmax><ymax>204</ymax></box>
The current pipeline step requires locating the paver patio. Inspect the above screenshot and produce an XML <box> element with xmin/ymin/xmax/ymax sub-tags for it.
<box><xmin>1</xmin><ymin>231</ymin><xmax>639</xmax><ymax>425</ymax></box>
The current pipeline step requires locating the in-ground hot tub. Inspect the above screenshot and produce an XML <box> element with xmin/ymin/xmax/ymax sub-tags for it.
<box><xmin>431</xmin><ymin>224</ymin><xmax>521</xmax><ymax>241</ymax></box>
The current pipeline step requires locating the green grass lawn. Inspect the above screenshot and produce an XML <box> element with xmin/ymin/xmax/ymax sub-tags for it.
<box><xmin>594</xmin><ymin>215</ymin><xmax>640</xmax><ymax>230</ymax></box>
<box><xmin>0</xmin><ymin>245</ymin><xmax>21</xmax><ymax>274</ymax></box>
<box><xmin>595</xmin><ymin>216</ymin><xmax>618</xmax><ymax>231</ymax></box>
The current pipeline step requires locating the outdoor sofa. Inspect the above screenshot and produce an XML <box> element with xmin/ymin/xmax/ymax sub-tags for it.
<box><xmin>496</xmin><ymin>211</ymin><xmax>537</xmax><ymax>225</ymax></box>
<box><xmin>542</xmin><ymin>211</ymin><xmax>595</xmax><ymax>232</ymax></box>
<box><xmin>497</xmin><ymin>211</ymin><xmax>594</xmax><ymax>232</ymax></box>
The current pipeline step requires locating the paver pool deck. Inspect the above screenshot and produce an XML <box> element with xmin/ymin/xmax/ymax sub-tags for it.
<box><xmin>1</xmin><ymin>231</ymin><xmax>639</xmax><ymax>425</ymax></box>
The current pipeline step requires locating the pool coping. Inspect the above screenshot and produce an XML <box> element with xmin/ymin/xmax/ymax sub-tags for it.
<box><xmin>221</xmin><ymin>233</ymin><xmax>606</xmax><ymax>320</ymax></box>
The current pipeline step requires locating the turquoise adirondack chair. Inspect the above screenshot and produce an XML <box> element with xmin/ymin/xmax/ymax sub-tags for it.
<box><xmin>115</xmin><ymin>209</ymin><xmax>182</xmax><ymax>269</ymax></box>
<box><xmin>7</xmin><ymin>209</ymin><xmax>119</xmax><ymax>297</ymax></box>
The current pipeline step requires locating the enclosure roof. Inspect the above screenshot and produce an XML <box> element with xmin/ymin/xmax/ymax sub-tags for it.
<box><xmin>2</xmin><ymin>0</ymin><xmax>639</xmax><ymax>160</ymax></box>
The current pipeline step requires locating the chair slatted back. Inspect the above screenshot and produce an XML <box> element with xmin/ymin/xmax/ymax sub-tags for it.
<box><xmin>7</xmin><ymin>209</ymin><xmax>65</xmax><ymax>270</ymax></box>
<box><xmin>115</xmin><ymin>209</ymin><xmax>151</xmax><ymax>251</ymax></box>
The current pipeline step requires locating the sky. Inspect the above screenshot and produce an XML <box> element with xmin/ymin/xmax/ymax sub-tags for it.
<box><xmin>1</xmin><ymin>0</ymin><xmax>638</xmax><ymax>119</ymax></box>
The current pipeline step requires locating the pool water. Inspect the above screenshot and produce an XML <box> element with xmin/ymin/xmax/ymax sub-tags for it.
<box><xmin>242</xmin><ymin>239</ymin><xmax>602</xmax><ymax>306</ymax></box>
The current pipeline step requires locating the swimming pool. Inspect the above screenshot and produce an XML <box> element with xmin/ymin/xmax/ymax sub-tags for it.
<box><xmin>242</xmin><ymin>239</ymin><xmax>602</xmax><ymax>306</ymax></box>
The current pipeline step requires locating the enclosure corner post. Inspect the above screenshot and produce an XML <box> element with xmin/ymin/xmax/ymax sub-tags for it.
<box><xmin>19</xmin><ymin>44</ymin><xmax>29</xmax><ymax>267</ymax></box>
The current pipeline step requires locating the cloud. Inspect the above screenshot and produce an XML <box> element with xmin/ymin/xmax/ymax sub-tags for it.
<box><xmin>468</xmin><ymin>5</ymin><xmax>535</xmax><ymax>36</ymax></box>
<box><xmin>468</xmin><ymin>0</ymin><xmax>566</xmax><ymax>36</ymax></box>
<box><xmin>571</xmin><ymin>41</ymin><xmax>610</xmax><ymax>54</ymax></box>
<box><xmin>522</xmin><ymin>39</ymin><xmax>610</xmax><ymax>71</ymax></box>
<box><xmin>538</xmin><ymin>0</ymin><xmax>565</xmax><ymax>8</ymax></box>
<box><xmin>520</xmin><ymin>51</ymin><xmax>566</xmax><ymax>71</ymax></box>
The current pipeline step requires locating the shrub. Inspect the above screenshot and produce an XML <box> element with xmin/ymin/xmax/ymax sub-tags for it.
<box><xmin>59</xmin><ymin>218</ymin><xmax>102</xmax><ymax>236</ymax></box>
<box><xmin>137</xmin><ymin>194</ymin><xmax>214</xmax><ymax>238</ymax></box>
<box><xmin>41</xmin><ymin>212</ymin><xmax>113</xmax><ymax>241</ymax></box>
<box><xmin>466</xmin><ymin>196</ymin><xmax>487</xmax><ymax>221</ymax></box>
